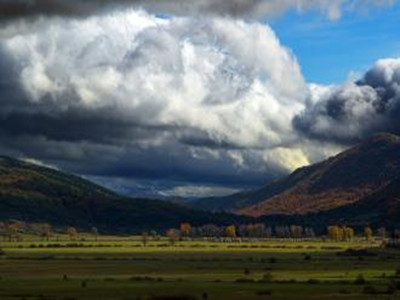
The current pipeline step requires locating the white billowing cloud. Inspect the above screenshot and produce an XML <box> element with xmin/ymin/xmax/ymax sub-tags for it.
<box><xmin>1</xmin><ymin>9</ymin><xmax>313</xmax><ymax>182</ymax></box>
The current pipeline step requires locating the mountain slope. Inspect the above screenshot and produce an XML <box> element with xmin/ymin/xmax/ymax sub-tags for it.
<box><xmin>190</xmin><ymin>163</ymin><xmax>321</xmax><ymax>212</ymax></box>
<box><xmin>239</xmin><ymin>133</ymin><xmax>400</xmax><ymax>217</ymax></box>
<box><xmin>0</xmin><ymin>156</ymin><xmax>247</xmax><ymax>232</ymax></box>
<box><xmin>313</xmin><ymin>176</ymin><xmax>400</xmax><ymax>228</ymax></box>
<box><xmin>191</xmin><ymin>133</ymin><xmax>400</xmax><ymax>217</ymax></box>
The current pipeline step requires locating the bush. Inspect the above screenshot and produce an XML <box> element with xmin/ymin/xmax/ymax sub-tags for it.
<box><xmin>362</xmin><ymin>286</ymin><xmax>378</xmax><ymax>295</ymax></box>
<box><xmin>307</xmin><ymin>279</ymin><xmax>320</xmax><ymax>284</ymax></box>
<box><xmin>235</xmin><ymin>278</ymin><xmax>255</xmax><ymax>283</ymax></box>
<box><xmin>269</xmin><ymin>258</ymin><xmax>277</xmax><ymax>264</ymax></box>
<box><xmin>354</xmin><ymin>274</ymin><xmax>367</xmax><ymax>285</ymax></box>
<box><xmin>261</xmin><ymin>273</ymin><xmax>274</xmax><ymax>282</ymax></box>
<box><xmin>149</xmin><ymin>295</ymin><xmax>198</xmax><ymax>300</ymax></box>
<box><xmin>129</xmin><ymin>276</ymin><xmax>158</xmax><ymax>282</ymax></box>
<box><xmin>386</xmin><ymin>280</ymin><xmax>400</xmax><ymax>293</ymax></box>
<box><xmin>256</xmin><ymin>290</ymin><xmax>272</xmax><ymax>296</ymax></box>
<box><xmin>104</xmin><ymin>278</ymin><xmax>115</xmax><ymax>282</ymax></box>
<box><xmin>395</xmin><ymin>269</ymin><xmax>400</xmax><ymax>277</ymax></box>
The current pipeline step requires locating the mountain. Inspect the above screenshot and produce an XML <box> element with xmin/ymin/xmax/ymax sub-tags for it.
<box><xmin>191</xmin><ymin>133</ymin><xmax>400</xmax><ymax>218</ymax></box>
<box><xmin>0</xmin><ymin>156</ymin><xmax>248</xmax><ymax>232</ymax></box>
<box><xmin>312</xmin><ymin>176</ymin><xmax>400</xmax><ymax>228</ymax></box>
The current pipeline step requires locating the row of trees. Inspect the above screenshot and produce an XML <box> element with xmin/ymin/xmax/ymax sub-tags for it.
<box><xmin>0</xmin><ymin>221</ymin><xmax>99</xmax><ymax>241</ymax></box>
<box><xmin>174</xmin><ymin>223</ymin><xmax>316</xmax><ymax>239</ymax></box>
<box><xmin>1</xmin><ymin>220</ymin><xmax>400</xmax><ymax>243</ymax></box>
<box><xmin>327</xmin><ymin>225</ymin><xmax>390</xmax><ymax>241</ymax></box>
<box><xmin>163</xmin><ymin>223</ymin><xmax>399</xmax><ymax>244</ymax></box>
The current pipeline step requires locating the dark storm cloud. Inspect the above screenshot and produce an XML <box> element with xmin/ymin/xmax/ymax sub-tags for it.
<box><xmin>0</xmin><ymin>0</ymin><xmax>395</xmax><ymax>23</ymax></box>
<box><xmin>0</xmin><ymin>45</ymin><xmax>172</xmax><ymax>145</ymax></box>
<box><xmin>293</xmin><ymin>59</ymin><xmax>400</xmax><ymax>144</ymax></box>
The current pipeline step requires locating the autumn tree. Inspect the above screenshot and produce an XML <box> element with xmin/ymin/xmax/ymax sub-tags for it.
<box><xmin>344</xmin><ymin>226</ymin><xmax>355</xmax><ymax>241</ymax></box>
<box><xmin>67</xmin><ymin>227</ymin><xmax>78</xmax><ymax>241</ymax></box>
<box><xmin>364</xmin><ymin>226</ymin><xmax>373</xmax><ymax>242</ymax></box>
<box><xmin>180</xmin><ymin>223</ymin><xmax>192</xmax><ymax>238</ymax></box>
<box><xmin>225</xmin><ymin>225</ymin><xmax>236</xmax><ymax>238</ymax></box>
<box><xmin>37</xmin><ymin>223</ymin><xmax>52</xmax><ymax>241</ymax></box>
<box><xmin>328</xmin><ymin>225</ymin><xmax>340</xmax><ymax>241</ymax></box>
<box><xmin>5</xmin><ymin>222</ymin><xmax>21</xmax><ymax>242</ymax></box>
<box><xmin>150</xmin><ymin>230</ymin><xmax>160</xmax><ymax>241</ymax></box>
<box><xmin>290</xmin><ymin>225</ymin><xmax>303</xmax><ymax>239</ymax></box>
<box><xmin>0</xmin><ymin>222</ymin><xmax>6</xmax><ymax>241</ymax></box>
<box><xmin>167</xmin><ymin>228</ymin><xmax>179</xmax><ymax>246</ymax></box>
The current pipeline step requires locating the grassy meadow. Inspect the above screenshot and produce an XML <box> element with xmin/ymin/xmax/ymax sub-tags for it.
<box><xmin>0</xmin><ymin>236</ymin><xmax>400</xmax><ymax>300</ymax></box>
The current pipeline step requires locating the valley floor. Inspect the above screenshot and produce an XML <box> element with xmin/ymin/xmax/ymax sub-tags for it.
<box><xmin>0</xmin><ymin>237</ymin><xmax>399</xmax><ymax>300</ymax></box>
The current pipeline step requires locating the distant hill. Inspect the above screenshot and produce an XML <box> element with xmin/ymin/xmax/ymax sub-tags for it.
<box><xmin>191</xmin><ymin>133</ymin><xmax>400</xmax><ymax>219</ymax></box>
<box><xmin>0</xmin><ymin>156</ymin><xmax>248</xmax><ymax>233</ymax></box>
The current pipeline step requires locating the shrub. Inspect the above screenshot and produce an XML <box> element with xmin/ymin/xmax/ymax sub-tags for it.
<box><xmin>354</xmin><ymin>274</ymin><xmax>367</xmax><ymax>285</ymax></box>
<box><xmin>235</xmin><ymin>278</ymin><xmax>255</xmax><ymax>283</ymax></box>
<box><xmin>386</xmin><ymin>280</ymin><xmax>400</xmax><ymax>293</ymax></box>
<box><xmin>256</xmin><ymin>290</ymin><xmax>272</xmax><ymax>296</ymax></box>
<box><xmin>261</xmin><ymin>273</ymin><xmax>274</xmax><ymax>282</ymax></box>
<box><xmin>149</xmin><ymin>295</ymin><xmax>198</xmax><ymax>300</ymax></box>
<box><xmin>269</xmin><ymin>258</ymin><xmax>277</xmax><ymax>264</ymax></box>
<box><xmin>129</xmin><ymin>276</ymin><xmax>157</xmax><ymax>282</ymax></box>
<box><xmin>104</xmin><ymin>278</ymin><xmax>115</xmax><ymax>282</ymax></box>
<box><xmin>307</xmin><ymin>279</ymin><xmax>320</xmax><ymax>284</ymax></box>
<box><xmin>395</xmin><ymin>269</ymin><xmax>400</xmax><ymax>277</ymax></box>
<box><xmin>362</xmin><ymin>286</ymin><xmax>378</xmax><ymax>295</ymax></box>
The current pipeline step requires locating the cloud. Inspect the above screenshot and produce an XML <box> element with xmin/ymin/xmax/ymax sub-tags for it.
<box><xmin>0</xmin><ymin>10</ymin><xmax>316</xmax><ymax>195</ymax></box>
<box><xmin>2</xmin><ymin>7</ymin><xmax>397</xmax><ymax>197</ymax></box>
<box><xmin>0</xmin><ymin>0</ymin><xmax>395</xmax><ymax>23</ymax></box>
<box><xmin>294</xmin><ymin>58</ymin><xmax>400</xmax><ymax>144</ymax></box>
<box><xmin>21</xmin><ymin>157</ymin><xmax>59</xmax><ymax>170</ymax></box>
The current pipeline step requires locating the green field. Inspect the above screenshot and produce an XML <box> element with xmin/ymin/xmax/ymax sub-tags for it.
<box><xmin>0</xmin><ymin>237</ymin><xmax>399</xmax><ymax>300</ymax></box>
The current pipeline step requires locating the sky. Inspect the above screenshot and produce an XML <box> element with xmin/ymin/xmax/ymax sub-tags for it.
<box><xmin>0</xmin><ymin>0</ymin><xmax>400</xmax><ymax>199</ymax></box>
<box><xmin>270</xmin><ymin>3</ymin><xmax>400</xmax><ymax>84</ymax></box>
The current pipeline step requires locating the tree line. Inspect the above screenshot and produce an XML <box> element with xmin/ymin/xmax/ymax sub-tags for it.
<box><xmin>161</xmin><ymin>223</ymin><xmax>398</xmax><ymax>244</ymax></box>
<box><xmin>0</xmin><ymin>221</ymin><xmax>97</xmax><ymax>242</ymax></box>
<box><xmin>1</xmin><ymin>220</ymin><xmax>399</xmax><ymax>243</ymax></box>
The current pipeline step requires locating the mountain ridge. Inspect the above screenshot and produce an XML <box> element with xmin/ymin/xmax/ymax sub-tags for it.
<box><xmin>190</xmin><ymin>133</ymin><xmax>400</xmax><ymax>218</ymax></box>
<box><xmin>0</xmin><ymin>156</ymin><xmax>249</xmax><ymax>232</ymax></box>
